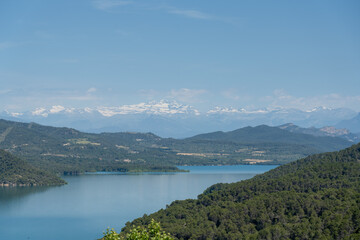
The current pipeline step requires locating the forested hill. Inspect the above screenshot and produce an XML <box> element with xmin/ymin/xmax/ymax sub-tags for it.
<box><xmin>0</xmin><ymin>119</ymin><xmax>182</xmax><ymax>174</ymax></box>
<box><xmin>0</xmin><ymin>150</ymin><xmax>66</xmax><ymax>186</ymax></box>
<box><xmin>0</xmin><ymin>119</ymin><xmax>355</xmax><ymax>174</ymax></box>
<box><xmin>122</xmin><ymin>143</ymin><xmax>360</xmax><ymax>239</ymax></box>
<box><xmin>188</xmin><ymin>125</ymin><xmax>352</xmax><ymax>152</ymax></box>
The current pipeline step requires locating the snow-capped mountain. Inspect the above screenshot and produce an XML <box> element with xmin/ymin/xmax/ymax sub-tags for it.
<box><xmin>0</xmin><ymin>101</ymin><xmax>358</xmax><ymax>138</ymax></box>
<box><xmin>28</xmin><ymin>100</ymin><xmax>199</xmax><ymax>117</ymax></box>
<box><xmin>205</xmin><ymin>106</ymin><xmax>357</xmax><ymax>130</ymax></box>
<box><xmin>207</xmin><ymin>106</ymin><xmax>270</xmax><ymax>115</ymax></box>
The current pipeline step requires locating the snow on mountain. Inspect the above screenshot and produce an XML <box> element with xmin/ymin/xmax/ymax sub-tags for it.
<box><xmin>26</xmin><ymin>100</ymin><xmax>199</xmax><ymax>118</ymax></box>
<box><xmin>0</xmin><ymin>102</ymin><xmax>357</xmax><ymax>138</ymax></box>
<box><xmin>31</xmin><ymin>107</ymin><xmax>48</xmax><ymax>117</ymax></box>
<box><xmin>207</xmin><ymin>107</ymin><xmax>269</xmax><ymax>114</ymax></box>
<box><xmin>207</xmin><ymin>107</ymin><xmax>241</xmax><ymax>114</ymax></box>
<box><xmin>97</xmin><ymin>100</ymin><xmax>200</xmax><ymax>117</ymax></box>
<box><xmin>305</xmin><ymin>106</ymin><xmax>333</xmax><ymax>113</ymax></box>
<box><xmin>4</xmin><ymin>110</ymin><xmax>23</xmax><ymax>117</ymax></box>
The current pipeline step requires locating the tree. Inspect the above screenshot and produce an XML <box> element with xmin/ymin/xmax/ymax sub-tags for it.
<box><xmin>103</xmin><ymin>219</ymin><xmax>174</xmax><ymax>240</ymax></box>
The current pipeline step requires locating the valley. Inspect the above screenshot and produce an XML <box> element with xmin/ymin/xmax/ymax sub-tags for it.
<box><xmin>2</xmin><ymin>1</ymin><xmax>359</xmax><ymax>239</ymax></box>
<box><xmin>0</xmin><ymin>119</ymin><xmax>355</xmax><ymax>178</ymax></box>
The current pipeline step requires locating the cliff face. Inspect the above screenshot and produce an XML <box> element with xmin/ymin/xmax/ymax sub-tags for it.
<box><xmin>0</xmin><ymin>150</ymin><xmax>66</xmax><ymax>186</ymax></box>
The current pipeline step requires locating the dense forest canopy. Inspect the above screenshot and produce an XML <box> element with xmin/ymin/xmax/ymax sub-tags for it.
<box><xmin>0</xmin><ymin>150</ymin><xmax>66</xmax><ymax>186</ymax></box>
<box><xmin>121</xmin><ymin>143</ymin><xmax>360</xmax><ymax>239</ymax></box>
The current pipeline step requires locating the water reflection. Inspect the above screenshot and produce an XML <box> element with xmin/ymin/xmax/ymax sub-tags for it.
<box><xmin>0</xmin><ymin>186</ymin><xmax>54</xmax><ymax>203</ymax></box>
<box><xmin>0</xmin><ymin>165</ymin><xmax>277</xmax><ymax>240</ymax></box>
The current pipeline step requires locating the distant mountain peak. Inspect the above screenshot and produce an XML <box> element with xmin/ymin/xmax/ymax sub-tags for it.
<box><xmin>305</xmin><ymin>106</ymin><xmax>333</xmax><ymax>113</ymax></box>
<box><xmin>1</xmin><ymin>104</ymin><xmax>357</xmax><ymax>138</ymax></box>
<box><xmin>277</xmin><ymin>123</ymin><xmax>359</xmax><ymax>142</ymax></box>
<box><xmin>32</xmin><ymin>107</ymin><xmax>46</xmax><ymax>116</ymax></box>
<box><xmin>25</xmin><ymin>101</ymin><xmax>200</xmax><ymax>118</ymax></box>
<box><xmin>96</xmin><ymin>100</ymin><xmax>199</xmax><ymax>117</ymax></box>
<box><xmin>336</xmin><ymin>112</ymin><xmax>360</xmax><ymax>133</ymax></box>
<box><xmin>207</xmin><ymin>106</ymin><xmax>241</xmax><ymax>114</ymax></box>
<box><xmin>207</xmin><ymin>106</ymin><xmax>270</xmax><ymax>115</ymax></box>
<box><xmin>4</xmin><ymin>110</ymin><xmax>23</xmax><ymax>117</ymax></box>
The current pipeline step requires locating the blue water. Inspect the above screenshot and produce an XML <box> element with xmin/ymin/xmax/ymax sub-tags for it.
<box><xmin>0</xmin><ymin>165</ymin><xmax>277</xmax><ymax>240</ymax></box>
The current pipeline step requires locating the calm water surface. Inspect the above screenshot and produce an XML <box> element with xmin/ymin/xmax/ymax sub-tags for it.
<box><xmin>0</xmin><ymin>165</ymin><xmax>277</xmax><ymax>240</ymax></box>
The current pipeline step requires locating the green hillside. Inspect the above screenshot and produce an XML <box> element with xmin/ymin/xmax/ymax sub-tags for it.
<box><xmin>121</xmin><ymin>143</ymin><xmax>360</xmax><ymax>239</ymax></box>
<box><xmin>0</xmin><ymin>119</ymin><xmax>185</xmax><ymax>174</ymax></box>
<box><xmin>188</xmin><ymin>125</ymin><xmax>352</xmax><ymax>152</ymax></box>
<box><xmin>0</xmin><ymin>150</ymin><xmax>66</xmax><ymax>186</ymax></box>
<box><xmin>0</xmin><ymin>119</ymin><xmax>354</xmax><ymax>175</ymax></box>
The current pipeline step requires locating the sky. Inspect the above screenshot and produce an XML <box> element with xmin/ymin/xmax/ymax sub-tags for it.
<box><xmin>1</xmin><ymin>0</ymin><xmax>360</xmax><ymax>112</ymax></box>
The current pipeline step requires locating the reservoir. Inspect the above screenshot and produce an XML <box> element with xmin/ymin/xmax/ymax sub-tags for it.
<box><xmin>0</xmin><ymin>165</ymin><xmax>277</xmax><ymax>240</ymax></box>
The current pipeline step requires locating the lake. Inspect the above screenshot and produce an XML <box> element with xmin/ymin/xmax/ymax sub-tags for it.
<box><xmin>0</xmin><ymin>165</ymin><xmax>277</xmax><ymax>240</ymax></box>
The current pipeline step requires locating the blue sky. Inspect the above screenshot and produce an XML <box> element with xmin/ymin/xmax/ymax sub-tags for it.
<box><xmin>1</xmin><ymin>0</ymin><xmax>359</xmax><ymax>112</ymax></box>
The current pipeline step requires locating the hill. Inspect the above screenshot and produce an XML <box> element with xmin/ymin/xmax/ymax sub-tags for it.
<box><xmin>278</xmin><ymin>123</ymin><xmax>360</xmax><ymax>143</ymax></box>
<box><xmin>188</xmin><ymin>125</ymin><xmax>352</xmax><ymax>152</ymax></box>
<box><xmin>0</xmin><ymin>150</ymin><xmax>66</xmax><ymax>186</ymax></box>
<box><xmin>0</xmin><ymin>119</ymin><xmax>355</xmax><ymax>174</ymax></box>
<box><xmin>336</xmin><ymin>113</ymin><xmax>360</xmax><ymax>133</ymax></box>
<box><xmin>0</xmin><ymin>119</ymin><xmax>184</xmax><ymax>174</ymax></box>
<box><xmin>121</xmin><ymin>143</ymin><xmax>360</xmax><ymax>239</ymax></box>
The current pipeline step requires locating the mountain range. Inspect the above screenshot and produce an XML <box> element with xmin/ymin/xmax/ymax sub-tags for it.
<box><xmin>1</xmin><ymin>100</ymin><xmax>358</xmax><ymax>138</ymax></box>
<box><xmin>336</xmin><ymin>113</ymin><xmax>360</xmax><ymax>133</ymax></box>
<box><xmin>189</xmin><ymin>125</ymin><xmax>354</xmax><ymax>152</ymax></box>
<box><xmin>278</xmin><ymin>123</ymin><xmax>359</xmax><ymax>142</ymax></box>
<box><xmin>0</xmin><ymin>119</ymin><xmax>356</xmax><ymax>175</ymax></box>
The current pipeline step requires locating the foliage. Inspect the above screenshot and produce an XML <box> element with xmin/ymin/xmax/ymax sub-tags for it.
<box><xmin>122</xmin><ymin>143</ymin><xmax>360</xmax><ymax>239</ymax></box>
<box><xmin>103</xmin><ymin>219</ymin><xmax>174</xmax><ymax>240</ymax></box>
<box><xmin>103</xmin><ymin>228</ymin><xmax>121</xmax><ymax>240</ymax></box>
<box><xmin>0</xmin><ymin>119</ymin><xmax>186</xmax><ymax>174</ymax></box>
<box><xmin>0</xmin><ymin>119</ymin><xmax>353</xmax><ymax>175</ymax></box>
<box><xmin>0</xmin><ymin>149</ymin><xmax>66</xmax><ymax>186</ymax></box>
<box><xmin>189</xmin><ymin>125</ymin><xmax>353</xmax><ymax>152</ymax></box>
